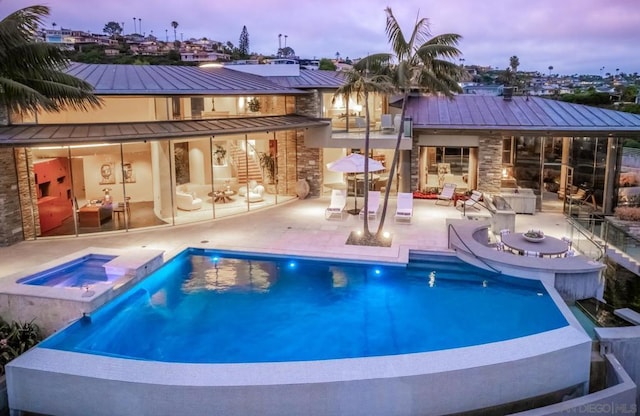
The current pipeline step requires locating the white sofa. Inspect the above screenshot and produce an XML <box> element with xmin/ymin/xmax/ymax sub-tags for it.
<box><xmin>176</xmin><ymin>189</ymin><xmax>202</xmax><ymax>211</ymax></box>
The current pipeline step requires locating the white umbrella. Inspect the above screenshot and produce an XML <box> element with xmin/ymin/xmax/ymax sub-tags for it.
<box><xmin>327</xmin><ymin>153</ymin><xmax>384</xmax><ymax>214</ymax></box>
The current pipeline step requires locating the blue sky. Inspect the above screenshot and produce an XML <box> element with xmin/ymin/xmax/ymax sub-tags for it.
<box><xmin>2</xmin><ymin>0</ymin><xmax>639</xmax><ymax>75</ymax></box>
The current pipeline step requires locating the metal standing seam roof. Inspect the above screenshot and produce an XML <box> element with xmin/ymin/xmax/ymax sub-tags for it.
<box><xmin>265</xmin><ymin>70</ymin><xmax>347</xmax><ymax>89</ymax></box>
<box><xmin>407</xmin><ymin>95</ymin><xmax>640</xmax><ymax>135</ymax></box>
<box><xmin>65</xmin><ymin>62</ymin><xmax>309</xmax><ymax>95</ymax></box>
<box><xmin>0</xmin><ymin>115</ymin><xmax>329</xmax><ymax>147</ymax></box>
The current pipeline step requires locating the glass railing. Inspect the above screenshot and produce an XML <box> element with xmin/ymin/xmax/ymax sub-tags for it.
<box><xmin>567</xmin><ymin>212</ymin><xmax>640</xmax><ymax>265</ymax></box>
<box><xmin>603</xmin><ymin>220</ymin><xmax>640</xmax><ymax>263</ymax></box>
<box><xmin>565</xmin><ymin>216</ymin><xmax>606</xmax><ymax>261</ymax></box>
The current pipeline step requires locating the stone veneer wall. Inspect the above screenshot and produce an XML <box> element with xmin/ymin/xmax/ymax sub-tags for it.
<box><xmin>294</xmin><ymin>91</ymin><xmax>322</xmax><ymax>197</ymax></box>
<box><xmin>0</xmin><ymin>148</ymin><xmax>25</xmax><ymax>246</ymax></box>
<box><xmin>410</xmin><ymin>136</ymin><xmax>420</xmax><ymax>191</ymax></box>
<box><xmin>15</xmin><ymin>148</ymin><xmax>39</xmax><ymax>239</ymax></box>
<box><xmin>477</xmin><ymin>135</ymin><xmax>503</xmax><ymax>194</ymax></box>
<box><xmin>0</xmin><ymin>104</ymin><xmax>28</xmax><ymax>246</ymax></box>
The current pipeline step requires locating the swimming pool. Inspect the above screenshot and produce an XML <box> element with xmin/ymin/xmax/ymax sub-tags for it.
<box><xmin>8</xmin><ymin>249</ymin><xmax>592</xmax><ymax>416</ymax></box>
<box><xmin>16</xmin><ymin>254</ymin><xmax>116</xmax><ymax>287</ymax></box>
<box><xmin>41</xmin><ymin>248</ymin><xmax>568</xmax><ymax>362</ymax></box>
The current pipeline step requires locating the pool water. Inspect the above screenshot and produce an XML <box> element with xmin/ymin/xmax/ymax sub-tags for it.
<box><xmin>17</xmin><ymin>254</ymin><xmax>116</xmax><ymax>288</ymax></box>
<box><xmin>41</xmin><ymin>249</ymin><xmax>568</xmax><ymax>363</ymax></box>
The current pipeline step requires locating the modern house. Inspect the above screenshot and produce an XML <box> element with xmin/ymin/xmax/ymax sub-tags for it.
<box><xmin>1</xmin><ymin>62</ymin><xmax>640</xmax><ymax>246</ymax></box>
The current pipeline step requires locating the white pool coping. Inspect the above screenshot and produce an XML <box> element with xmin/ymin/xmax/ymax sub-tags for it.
<box><xmin>7</xmin><ymin>324</ymin><xmax>591</xmax><ymax>416</ymax></box>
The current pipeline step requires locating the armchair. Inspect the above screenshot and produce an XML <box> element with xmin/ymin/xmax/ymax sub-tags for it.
<box><xmin>176</xmin><ymin>190</ymin><xmax>202</xmax><ymax>211</ymax></box>
<box><xmin>246</xmin><ymin>184</ymin><xmax>265</xmax><ymax>203</ymax></box>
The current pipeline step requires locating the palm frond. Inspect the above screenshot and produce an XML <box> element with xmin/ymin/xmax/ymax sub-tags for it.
<box><xmin>385</xmin><ymin>7</ymin><xmax>410</xmax><ymax>61</ymax></box>
<box><xmin>0</xmin><ymin>4</ymin><xmax>101</xmax><ymax>116</ymax></box>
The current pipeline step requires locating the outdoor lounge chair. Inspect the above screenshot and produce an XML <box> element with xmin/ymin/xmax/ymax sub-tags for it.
<box><xmin>435</xmin><ymin>183</ymin><xmax>456</xmax><ymax>206</ymax></box>
<box><xmin>394</xmin><ymin>192</ymin><xmax>413</xmax><ymax>223</ymax></box>
<box><xmin>359</xmin><ymin>191</ymin><xmax>381</xmax><ymax>220</ymax></box>
<box><xmin>381</xmin><ymin>114</ymin><xmax>394</xmax><ymax>133</ymax></box>
<box><xmin>325</xmin><ymin>189</ymin><xmax>346</xmax><ymax>220</ymax></box>
<box><xmin>457</xmin><ymin>190</ymin><xmax>483</xmax><ymax>211</ymax></box>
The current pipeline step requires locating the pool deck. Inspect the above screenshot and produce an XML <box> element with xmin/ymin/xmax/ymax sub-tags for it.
<box><xmin>0</xmin><ymin>196</ymin><xmax>571</xmax><ymax>280</ymax></box>
<box><xmin>2</xmin><ymin>196</ymin><xmax>608</xmax><ymax>416</ymax></box>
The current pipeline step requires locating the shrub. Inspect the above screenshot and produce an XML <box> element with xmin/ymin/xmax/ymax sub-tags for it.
<box><xmin>614</xmin><ymin>207</ymin><xmax>640</xmax><ymax>221</ymax></box>
<box><xmin>0</xmin><ymin>318</ymin><xmax>42</xmax><ymax>376</ymax></box>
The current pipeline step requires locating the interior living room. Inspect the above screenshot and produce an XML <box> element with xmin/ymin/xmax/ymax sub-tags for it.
<box><xmin>29</xmin><ymin>131</ymin><xmax>295</xmax><ymax>237</ymax></box>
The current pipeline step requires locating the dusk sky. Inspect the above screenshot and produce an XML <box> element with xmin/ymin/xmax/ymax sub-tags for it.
<box><xmin>3</xmin><ymin>0</ymin><xmax>639</xmax><ymax>76</ymax></box>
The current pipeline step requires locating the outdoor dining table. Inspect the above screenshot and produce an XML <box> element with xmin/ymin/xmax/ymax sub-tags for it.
<box><xmin>501</xmin><ymin>233</ymin><xmax>569</xmax><ymax>257</ymax></box>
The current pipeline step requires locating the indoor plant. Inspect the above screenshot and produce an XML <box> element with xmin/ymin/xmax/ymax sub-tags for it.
<box><xmin>259</xmin><ymin>152</ymin><xmax>276</xmax><ymax>184</ymax></box>
<box><xmin>247</xmin><ymin>97</ymin><xmax>261</xmax><ymax>113</ymax></box>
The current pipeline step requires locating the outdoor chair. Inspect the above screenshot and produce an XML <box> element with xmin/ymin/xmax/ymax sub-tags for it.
<box><xmin>394</xmin><ymin>192</ymin><xmax>413</xmax><ymax>224</ymax></box>
<box><xmin>381</xmin><ymin>114</ymin><xmax>394</xmax><ymax>133</ymax></box>
<box><xmin>457</xmin><ymin>190</ymin><xmax>483</xmax><ymax>211</ymax></box>
<box><xmin>359</xmin><ymin>191</ymin><xmax>381</xmax><ymax>220</ymax></box>
<box><xmin>435</xmin><ymin>183</ymin><xmax>456</xmax><ymax>206</ymax></box>
<box><xmin>325</xmin><ymin>189</ymin><xmax>346</xmax><ymax>220</ymax></box>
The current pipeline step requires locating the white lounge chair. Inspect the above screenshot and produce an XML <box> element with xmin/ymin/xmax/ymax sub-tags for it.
<box><xmin>359</xmin><ymin>191</ymin><xmax>381</xmax><ymax>220</ymax></box>
<box><xmin>394</xmin><ymin>192</ymin><xmax>413</xmax><ymax>223</ymax></box>
<box><xmin>325</xmin><ymin>189</ymin><xmax>346</xmax><ymax>220</ymax></box>
<box><xmin>381</xmin><ymin>114</ymin><xmax>394</xmax><ymax>133</ymax></box>
<box><xmin>457</xmin><ymin>190</ymin><xmax>483</xmax><ymax>211</ymax></box>
<box><xmin>435</xmin><ymin>183</ymin><xmax>456</xmax><ymax>206</ymax></box>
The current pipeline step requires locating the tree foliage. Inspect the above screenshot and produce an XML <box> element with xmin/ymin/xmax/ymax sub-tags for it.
<box><xmin>0</xmin><ymin>5</ymin><xmax>101</xmax><ymax>116</ymax></box>
<box><xmin>0</xmin><ymin>318</ymin><xmax>42</xmax><ymax>375</ymax></box>
<box><xmin>559</xmin><ymin>92</ymin><xmax>611</xmax><ymax>106</ymax></box>
<box><xmin>319</xmin><ymin>58</ymin><xmax>336</xmax><ymax>70</ymax></box>
<box><xmin>238</xmin><ymin>25</ymin><xmax>249</xmax><ymax>58</ymax></box>
<box><xmin>171</xmin><ymin>21</ymin><xmax>178</xmax><ymax>42</ymax></box>
<box><xmin>103</xmin><ymin>21</ymin><xmax>122</xmax><ymax>37</ymax></box>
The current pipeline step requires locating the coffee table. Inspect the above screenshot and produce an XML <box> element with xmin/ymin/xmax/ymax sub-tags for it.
<box><xmin>78</xmin><ymin>204</ymin><xmax>112</xmax><ymax>227</ymax></box>
<box><xmin>209</xmin><ymin>190</ymin><xmax>235</xmax><ymax>203</ymax></box>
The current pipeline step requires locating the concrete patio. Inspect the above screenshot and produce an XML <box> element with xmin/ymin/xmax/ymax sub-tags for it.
<box><xmin>0</xmin><ymin>195</ymin><xmax>570</xmax><ymax>280</ymax></box>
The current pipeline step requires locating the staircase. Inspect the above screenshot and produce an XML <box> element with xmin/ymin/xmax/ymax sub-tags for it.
<box><xmin>229</xmin><ymin>143</ymin><xmax>263</xmax><ymax>183</ymax></box>
<box><xmin>606</xmin><ymin>246</ymin><xmax>640</xmax><ymax>275</ymax></box>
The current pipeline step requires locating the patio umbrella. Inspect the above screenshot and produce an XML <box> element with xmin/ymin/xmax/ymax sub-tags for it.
<box><xmin>327</xmin><ymin>153</ymin><xmax>384</xmax><ymax>214</ymax></box>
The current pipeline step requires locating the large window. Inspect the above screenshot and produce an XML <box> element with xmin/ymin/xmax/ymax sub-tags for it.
<box><xmin>569</xmin><ymin>137</ymin><xmax>607</xmax><ymax>206</ymax></box>
<box><xmin>616</xmin><ymin>139</ymin><xmax>640</xmax><ymax>207</ymax></box>
<box><xmin>23</xmin><ymin>129</ymin><xmax>299</xmax><ymax>239</ymax></box>
<box><xmin>322</xmin><ymin>92</ymin><xmax>384</xmax><ymax>133</ymax></box>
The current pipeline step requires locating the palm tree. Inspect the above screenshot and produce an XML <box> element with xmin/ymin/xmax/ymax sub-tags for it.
<box><xmin>373</xmin><ymin>7</ymin><xmax>464</xmax><ymax>239</ymax></box>
<box><xmin>0</xmin><ymin>5</ymin><xmax>101</xmax><ymax>119</ymax></box>
<box><xmin>171</xmin><ymin>21</ymin><xmax>179</xmax><ymax>42</ymax></box>
<box><xmin>333</xmin><ymin>58</ymin><xmax>393</xmax><ymax>239</ymax></box>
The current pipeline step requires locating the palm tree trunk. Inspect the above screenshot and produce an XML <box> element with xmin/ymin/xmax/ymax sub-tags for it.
<box><xmin>362</xmin><ymin>91</ymin><xmax>371</xmax><ymax>235</ymax></box>
<box><xmin>376</xmin><ymin>90</ymin><xmax>409</xmax><ymax>238</ymax></box>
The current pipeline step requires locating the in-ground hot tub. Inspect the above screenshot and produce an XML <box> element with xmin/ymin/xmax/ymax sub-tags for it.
<box><xmin>0</xmin><ymin>247</ymin><xmax>164</xmax><ymax>336</ymax></box>
<box><xmin>16</xmin><ymin>253</ymin><xmax>117</xmax><ymax>287</ymax></box>
<box><xmin>6</xmin><ymin>249</ymin><xmax>592</xmax><ymax>416</ymax></box>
